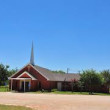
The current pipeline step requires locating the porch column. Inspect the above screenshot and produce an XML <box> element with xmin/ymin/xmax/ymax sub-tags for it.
<box><xmin>24</xmin><ymin>79</ymin><xmax>25</xmax><ymax>92</ymax></box>
<box><xmin>11</xmin><ymin>79</ymin><xmax>13</xmax><ymax>91</ymax></box>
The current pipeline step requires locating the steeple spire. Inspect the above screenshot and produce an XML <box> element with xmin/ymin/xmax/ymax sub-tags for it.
<box><xmin>30</xmin><ymin>42</ymin><xmax>35</xmax><ymax>65</ymax></box>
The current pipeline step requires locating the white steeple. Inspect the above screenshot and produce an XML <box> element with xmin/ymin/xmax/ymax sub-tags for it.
<box><xmin>30</xmin><ymin>42</ymin><xmax>35</xmax><ymax>65</ymax></box>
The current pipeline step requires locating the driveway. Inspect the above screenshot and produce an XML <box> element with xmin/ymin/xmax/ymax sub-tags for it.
<box><xmin>0</xmin><ymin>92</ymin><xmax>110</xmax><ymax>110</ymax></box>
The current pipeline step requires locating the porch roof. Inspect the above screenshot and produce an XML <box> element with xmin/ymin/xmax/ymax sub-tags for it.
<box><xmin>9</xmin><ymin>71</ymin><xmax>37</xmax><ymax>80</ymax></box>
<box><xmin>17</xmin><ymin>71</ymin><xmax>37</xmax><ymax>80</ymax></box>
<box><xmin>9</xmin><ymin>78</ymin><xmax>33</xmax><ymax>80</ymax></box>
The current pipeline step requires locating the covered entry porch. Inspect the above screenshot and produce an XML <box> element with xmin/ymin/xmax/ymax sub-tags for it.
<box><xmin>9</xmin><ymin>71</ymin><xmax>37</xmax><ymax>92</ymax></box>
<box><xmin>10</xmin><ymin>78</ymin><xmax>31</xmax><ymax>92</ymax></box>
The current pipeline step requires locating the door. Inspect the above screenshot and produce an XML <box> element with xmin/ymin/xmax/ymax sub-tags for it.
<box><xmin>21</xmin><ymin>82</ymin><xmax>24</xmax><ymax>91</ymax></box>
<box><xmin>57</xmin><ymin>82</ymin><xmax>62</xmax><ymax>91</ymax></box>
<box><xmin>25</xmin><ymin>82</ymin><xmax>29</xmax><ymax>91</ymax></box>
<box><xmin>21</xmin><ymin>81</ymin><xmax>30</xmax><ymax>92</ymax></box>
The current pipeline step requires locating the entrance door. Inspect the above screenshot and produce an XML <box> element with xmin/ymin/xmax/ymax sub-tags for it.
<box><xmin>57</xmin><ymin>82</ymin><xmax>62</xmax><ymax>91</ymax></box>
<box><xmin>21</xmin><ymin>81</ymin><xmax>30</xmax><ymax>92</ymax></box>
<box><xmin>25</xmin><ymin>82</ymin><xmax>29</xmax><ymax>91</ymax></box>
<box><xmin>21</xmin><ymin>82</ymin><xmax>24</xmax><ymax>91</ymax></box>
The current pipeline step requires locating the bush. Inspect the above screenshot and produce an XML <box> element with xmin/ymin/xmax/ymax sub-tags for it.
<box><xmin>51</xmin><ymin>89</ymin><xmax>58</xmax><ymax>92</ymax></box>
<box><xmin>80</xmin><ymin>69</ymin><xmax>103</xmax><ymax>94</ymax></box>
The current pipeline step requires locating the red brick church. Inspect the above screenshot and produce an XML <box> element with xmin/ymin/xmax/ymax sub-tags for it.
<box><xmin>9</xmin><ymin>44</ymin><xmax>80</xmax><ymax>92</ymax></box>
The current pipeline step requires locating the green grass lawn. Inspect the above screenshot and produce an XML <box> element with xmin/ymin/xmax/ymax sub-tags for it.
<box><xmin>0</xmin><ymin>105</ymin><xmax>32</xmax><ymax>110</ymax></box>
<box><xmin>52</xmin><ymin>91</ymin><xmax>110</xmax><ymax>96</ymax></box>
<box><xmin>0</xmin><ymin>86</ymin><xmax>110</xmax><ymax>96</ymax></box>
<box><xmin>0</xmin><ymin>86</ymin><xmax>9</xmax><ymax>92</ymax></box>
<box><xmin>30</xmin><ymin>90</ymin><xmax>110</xmax><ymax>96</ymax></box>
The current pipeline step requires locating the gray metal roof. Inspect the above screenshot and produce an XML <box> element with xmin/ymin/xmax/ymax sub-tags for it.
<box><xmin>35</xmin><ymin>65</ymin><xmax>80</xmax><ymax>82</ymax></box>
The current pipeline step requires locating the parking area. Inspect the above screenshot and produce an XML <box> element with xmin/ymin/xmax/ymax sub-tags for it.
<box><xmin>0</xmin><ymin>92</ymin><xmax>110</xmax><ymax>110</ymax></box>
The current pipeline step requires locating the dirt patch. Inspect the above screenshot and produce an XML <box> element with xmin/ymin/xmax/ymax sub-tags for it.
<box><xmin>0</xmin><ymin>92</ymin><xmax>110</xmax><ymax>110</ymax></box>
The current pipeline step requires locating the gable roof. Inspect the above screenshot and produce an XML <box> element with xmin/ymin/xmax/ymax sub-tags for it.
<box><xmin>34</xmin><ymin>65</ymin><xmax>80</xmax><ymax>82</ymax></box>
<box><xmin>10</xmin><ymin>63</ymin><xmax>80</xmax><ymax>82</ymax></box>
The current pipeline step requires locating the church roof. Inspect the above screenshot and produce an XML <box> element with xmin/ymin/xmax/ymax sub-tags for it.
<box><xmin>34</xmin><ymin>65</ymin><xmax>80</xmax><ymax>82</ymax></box>
<box><xmin>10</xmin><ymin>64</ymin><xmax>80</xmax><ymax>82</ymax></box>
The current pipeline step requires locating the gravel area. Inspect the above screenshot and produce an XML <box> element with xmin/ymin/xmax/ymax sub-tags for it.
<box><xmin>0</xmin><ymin>92</ymin><xmax>110</xmax><ymax>110</ymax></box>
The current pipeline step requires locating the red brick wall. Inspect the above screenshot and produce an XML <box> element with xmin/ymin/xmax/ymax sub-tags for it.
<box><xmin>19</xmin><ymin>73</ymin><xmax>31</xmax><ymax>78</ymax></box>
<box><xmin>10</xmin><ymin>80</ymin><xmax>20</xmax><ymax>91</ymax></box>
<box><xmin>31</xmin><ymin>80</ymin><xmax>38</xmax><ymax>91</ymax></box>
<box><xmin>10</xmin><ymin>64</ymin><xmax>57</xmax><ymax>91</ymax></box>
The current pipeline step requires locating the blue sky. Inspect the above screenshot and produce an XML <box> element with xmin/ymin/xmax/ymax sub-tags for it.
<box><xmin>0</xmin><ymin>0</ymin><xmax>110</xmax><ymax>72</ymax></box>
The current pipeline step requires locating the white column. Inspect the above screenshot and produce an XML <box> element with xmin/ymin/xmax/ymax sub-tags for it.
<box><xmin>11</xmin><ymin>79</ymin><xmax>13</xmax><ymax>91</ymax></box>
<box><xmin>24</xmin><ymin>79</ymin><xmax>25</xmax><ymax>92</ymax></box>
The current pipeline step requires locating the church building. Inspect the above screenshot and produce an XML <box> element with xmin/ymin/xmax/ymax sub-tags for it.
<box><xmin>9</xmin><ymin>44</ymin><xmax>80</xmax><ymax>92</ymax></box>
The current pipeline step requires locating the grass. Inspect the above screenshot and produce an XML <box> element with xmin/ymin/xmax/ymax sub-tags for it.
<box><xmin>0</xmin><ymin>105</ymin><xmax>32</xmax><ymax>110</ymax></box>
<box><xmin>30</xmin><ymin>90</ymin><xmax>110</xmax><ymax>96</ymax></box>
<box><xmin>0</xmin><ymin>86</ymin><xmax>9</xmax><ymax>92</ymax></box>
<box><xmin>0</xmin><ymin>86</ymin><xmax>110</xmax><ymax>96</ymax></box>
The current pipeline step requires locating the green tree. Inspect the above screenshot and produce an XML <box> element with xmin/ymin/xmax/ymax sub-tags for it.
<box><xmin>78</xmin><ymin>80</ymin><xmax>84</xmax><ymax>93</ymax></box>
<box><xmin>0</xmin><ymin>64</ymin><xmax>9</xmax><ymax>85</ymax></box>
<box><xmin>8</xmin><ymin>68</ymin><xmax>18</xmax><ymax>77</ymax></box>
<box><xmin>101</xmin><ymin>70</ymin><xmax>110</xmax><ymax>93</ymax></box>
<box><xmin>80</xmin><ymin>69</ymin><xmax>103</xmax><ymax>94</ymax></box>
<box><xmin>52</xmin><ymin>70</ymin><xmax>65</xmax><ymax>74</ymax></box>
<box><xmin>70</xmin><ymin>79</ymin><xmax>78</xmax><ymax>92</ymax></box>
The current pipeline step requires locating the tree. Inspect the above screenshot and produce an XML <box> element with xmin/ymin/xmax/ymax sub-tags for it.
<box><xmin>8</xmin><ymin>68</ymin><xmax>18</xmax><ymax>77</ymax></box>
<box><xmin>52</xmin><ymin>70</ymin><xmax>65</xmax><ymax>74</ymax></box>
<box><xmin>0</xmin><ymin>64</ymin><xmax>9</xmax><ymax>85</ymax></box>
<box><xmin>78</xmin><ymin>80</ymin><xmax>84</xmax><ymax>93</ymax></box>
<box><xmin>101</xmin><ymin>70</ymin><xmax>110</xmax><ymax>93</ymax></box>
<box><xmin>80</xmin><ymin>69</ymin><xmax>103</xmax><ymax>94</ymax></box>
<box><xmin>70</xmin><ymin>79</ymin><xmax>78</xmax><ymax>92</ymax></box>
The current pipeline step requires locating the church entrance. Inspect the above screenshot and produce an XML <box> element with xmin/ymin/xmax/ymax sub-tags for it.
<box><xmin>21</xmin><ymin>81</ymin><xmax>30</xmax><ymax>92</ymax></box>
<box><xmin>20</xmin><ymin>79</ymin><xmax>31</xmax><ymax>92</ymax></box>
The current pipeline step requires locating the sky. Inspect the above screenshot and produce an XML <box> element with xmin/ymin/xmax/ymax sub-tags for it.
<box><xmin>0</xmin><ymin>0</ymin><xmax>110</xmax><ymax>72</ymax></box>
